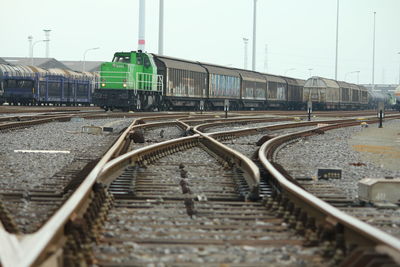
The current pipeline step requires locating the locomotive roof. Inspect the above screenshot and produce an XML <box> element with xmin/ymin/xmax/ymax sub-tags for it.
<box><xmin>152</xmin><ymin>54</ymin><xmax>207</xmax><ymax>73</ymax></box>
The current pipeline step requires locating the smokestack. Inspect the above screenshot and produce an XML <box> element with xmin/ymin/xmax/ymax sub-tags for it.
<box><xmin>43</xmin><ymin>29</ymin><xmax>51</xmax><ymax>58</ymax></box>
<box><xmin>158</xmin><ymin>0</ymin><xmax>164</xmax><ymax>55</ymax></box>
<box><xmin>138</xmin><ymin>0</ymin><xmax>146</xmax><ymax>51</ymax></box>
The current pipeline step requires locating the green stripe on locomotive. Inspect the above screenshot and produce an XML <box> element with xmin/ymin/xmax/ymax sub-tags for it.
<box><xmin>99</xmin><ymin>51</ymin><xmax>160</xmax><ymax>91</ymax></box>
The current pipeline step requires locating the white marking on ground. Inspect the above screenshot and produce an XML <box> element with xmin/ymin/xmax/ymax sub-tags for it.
<box><xmin>14</xmin><ymin>150</ymin><xmax>70</xmax><ymax>154</ymax></box>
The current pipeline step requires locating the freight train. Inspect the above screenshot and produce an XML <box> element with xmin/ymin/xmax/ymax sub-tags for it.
<box><xmin>93</xmin><ymin>50</ymin><xmax>378</xmax><ymax>111</ymax></box>
<box><xmin>0</xmin><ymin>63</ymin><xmax>97</xmax><ymax>106</ymax></box>
<box><xmin>1</xmin><ymin>51</ymin><xmax>392</xmax><ymax>111</ymax></box>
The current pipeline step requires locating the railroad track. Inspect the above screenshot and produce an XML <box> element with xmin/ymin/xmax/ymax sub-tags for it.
<box><xmin>93</xmin><ymin>130</ymin><xmax>328</xmax><ymax>266</ymax></box>
<box><xmin>0</xmin><ymin>116</ymin><xmax>195</xmax><ymax>235</ymax></box>
<box><xmin>257</xmin><ymin>115</ymin><xmax>400</xmax><ymax>266</ymax></box>
<box><xmin>1</xmin><ymin>113</ymin><xmax>400</xmax><ymax>266</ymax></box>
<box><xmin>0</xmin><ymin>111</ymin><xmax>190</xmax><ymax>132</ymax></box>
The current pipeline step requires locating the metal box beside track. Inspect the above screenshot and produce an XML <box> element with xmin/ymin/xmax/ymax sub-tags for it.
<box><xmin>358</xmin><ymin>178</ymin><xmax>400</xmax><ymax>204</ymax></box>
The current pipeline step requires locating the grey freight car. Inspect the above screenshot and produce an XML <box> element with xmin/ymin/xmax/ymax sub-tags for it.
<box><xmin>200</xmin><ymin>63</ymin><xmax>241</xmax><ymax>110</ymax></box>
<box><xmin>262</xmin><ymin>74</ymin><xmax>287</xmax><ymax>108</ymax></box>
<box><xmin>281</xmin><ymin>76</ymin><xmax>305</xmax><ymax>110</ymax></box>
<box><xmin>235</xmin><ymin>69</ymin><xmax>267</xmax><ymax>109</ymax></box>
<box><xmin>153</xmin><ymin>55</ymin><xmax>208</xmax><ymax>110</ymax></box>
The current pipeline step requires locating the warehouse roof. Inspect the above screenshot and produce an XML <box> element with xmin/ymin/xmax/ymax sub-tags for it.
<box><xmin>0</xmin><ymin>57</ymin><xmax>9</xmax><ymax>64</ymax></box>
<box><xmin>61</xmin><ymin>61</ymin><xmax>103</xmax><ymax>72</ymax></box>
<box><xmin>2</xmin><ymin>57</ymin><xmax>70</xmax><ymax>69</ymax></box>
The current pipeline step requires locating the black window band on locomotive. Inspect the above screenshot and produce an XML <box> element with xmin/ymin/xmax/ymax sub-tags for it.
<box><xmin>112</xmin><ymin>56</ymin><xmax>131</xmax><ymax>63</ymax></box>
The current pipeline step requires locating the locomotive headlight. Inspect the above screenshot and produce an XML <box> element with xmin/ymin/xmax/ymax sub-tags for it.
<box><xmin>102</xmin><ymin>83</ymin><xmax>106</xmax><ymax>87</ymax></box>
<box><xmin>123</xmin><ymin>83</ymin><xmax>127</xmax><ymax>87</ymax></box>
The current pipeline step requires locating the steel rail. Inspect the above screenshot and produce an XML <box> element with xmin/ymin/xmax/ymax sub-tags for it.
<box><xmin>258</xmin><ymin>118</ymin><xmax>400</xmax><ymax>263</ymax></box>
<box><xmin>194</xmin><ymin>117</ymin><xmax>294</xmax><ymax>133</ymax></box>
<box><xmin>99</xmin><ymin>131</ymin><xmax>260</xmax><ymax>199</ymax></box>
<box><xmin>1</xmin><ymin>114</ymin><xmax>398</xmax><ymax>266</ymax></box>
<box><xmin>193</xmin><ymin>129</ymin><xmax>260</xmax><ymax>200</ymax></box>
<box><xmin>194</xmin><ymin>114</ymin><xmax>400</xmax><ymax>137</ymax></box>
<box><xmin>0</xmin><ymin>115</ymin><xmax>254</xmax><ymax>266</ymax></box>
<box><xmin>0</xmin><ymin>112</ymin><xmax>191</xmax><ymax>132</ymax></box>
<box><xmin>0</xmin><ymin>117</ymin><xmax>143</xmax><ymax>267</ymax></box>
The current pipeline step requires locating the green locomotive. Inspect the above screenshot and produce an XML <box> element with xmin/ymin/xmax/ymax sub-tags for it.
<box><xmin>94</xmin><ymin>51</ymin><xmax>163</xmax><ymax>111</ymax></box>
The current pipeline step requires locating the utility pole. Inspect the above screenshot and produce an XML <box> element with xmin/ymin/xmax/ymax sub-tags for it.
<box><xmin>252</xmin><ymin>0</ymin><xmax>257</xmax><ymax>71</ymax></box>
<box><xmin>158</xmin><ymin>0</ymin><xmax>164</xmax><ymax>55</ymax></box>
<box><xmin>243</xmin><ymin>38</ymin><xmax>249</xmax><ymax>69</ymax></box>
<box><xmin>138</xmin><ymin>0</ymin><xmax>146</xmax><ymax>51</ymax></box>
<box><xmin>43</xmin><ymin>29</ymin><xmax>51</xmax><ymax>58</ymax></box>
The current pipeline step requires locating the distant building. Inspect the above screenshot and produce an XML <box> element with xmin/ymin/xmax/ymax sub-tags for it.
<box><xmin>61</xmin><ymin>61</ymin><xmax>103</xmax><ymax>72</ymax></box>
<box><xmin>1</xmin><ymin>57</ymin><xmax>70</xmax><ymax>69</ymax></box>
<box><xmin>0</xmin><ymin>57</ymin><xmax>103</xmax><ymax>72</ymax></box>
<box><xmin>362</xmin><ymin>84</ymin><xmax>398</xmax><ymax>93</ymax></box>
<box><xmin>0</xmin><ymin>57</ymin><xmax>9</xmax><ymax>64</ymax></box>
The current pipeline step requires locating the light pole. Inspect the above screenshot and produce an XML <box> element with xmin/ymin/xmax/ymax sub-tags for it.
<box><xmin>372</xmin><ymin>12</ymin><xmax>376</xmax><ymax>88</ymax></box>
<box><xmin>82</xmin><ymin>47</ymin><xmax>100</xmax><ymax>72</ymax></box>
<box><xmin>28</xmin><ymin>36</ymin><xmax>33</xmax><ymax>58</ymax></box>
<box><xmin>397</xmin><ymin>52</ymin><xmax>400</xmax><ymax>84</ymax></box>
<box><xmin>335</xmin><ymin>0</ymin><xmax>339</xmax><ymax>80</ymax></box>
<box><xmin>345</xmin><ymin>71</ymin><xmax>360</xmax><ymax>83</ymax></box>
<box><xmin>252</xmin><ymin>0</ymin><xmax>257</xmax><ymax>71</ymax></box>
<box><xmin>31</xmin><ymin>40</ymin><xmax>46</xmax><ymax>65</ymax></box>
<box><xmin>264</xmin><ymin>44</ymin><xmax>268</xmax><ymax>72</ymax></box>
<box><xmin>43</xmin><ymin>29</ymin><xmax>51</xmax><ymax>58</ymax></box>
<box><xmin>308</xmin><ymin>68</ymin><xmax>313</xmax><ymax>77</ymax></box>
<box><xmin>243</xmin><ymin>38</ymin><xmax>249</xmax><ymax>69</ymax></box>
<box><xmin>158</xmin><ymin>0</ymin><xmax>164</xmax><ymax>55</ymax></box>
<box><xmin>356</xmin><ymin>70</ymin><xmax>360</xmax><ymax>84</ymax></box>
<box><xmin>284</xmin><ymin>68</ymin><xmax>295</xmax><ymax>75</ymax></box>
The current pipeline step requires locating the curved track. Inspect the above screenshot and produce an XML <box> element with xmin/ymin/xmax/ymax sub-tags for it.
<box><xmin>0</xmin><ymin>111</ymin><xmax>399</xmax><ymax>266</ymax></box>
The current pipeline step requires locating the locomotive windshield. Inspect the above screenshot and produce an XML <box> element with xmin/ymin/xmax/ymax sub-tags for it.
<box><xmin>112</xmin><ymin>55</ymin><xmax>131</xmax><ymax>63</ymax></box>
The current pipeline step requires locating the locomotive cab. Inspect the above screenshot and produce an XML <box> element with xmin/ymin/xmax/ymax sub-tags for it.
<box><xmin>100</xmin><ymin>51</ymin><xmax>160</xmax><ymax>91</ymax></box>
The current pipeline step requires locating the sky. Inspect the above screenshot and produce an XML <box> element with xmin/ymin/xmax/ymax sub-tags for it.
<box><xmin>1</xmin><ymin>0</ymin><xmax>399</xmax><ymax>84</ymax></box>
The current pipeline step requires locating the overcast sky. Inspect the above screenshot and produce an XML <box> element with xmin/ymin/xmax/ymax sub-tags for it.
<box><xmin>1</xmin><ymin>0</ymin><xmax>399</xmax><ymax>84</ymax></box>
